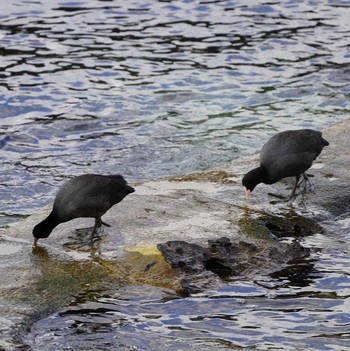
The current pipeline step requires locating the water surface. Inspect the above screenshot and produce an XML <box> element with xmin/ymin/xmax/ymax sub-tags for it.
<box><xmin>1</xmin><ymin>0</ymin><xmax>349</xmax><ymax>222</ymax></box>
<box><xmin>1</xmin><ymin>0</ymin><xmax>350</xmax><ymax>350</ymax></box>
<box><xmin>26</xmin><ymin>223</ymin><xmax>350</xmax><ymax>350</ymax></box>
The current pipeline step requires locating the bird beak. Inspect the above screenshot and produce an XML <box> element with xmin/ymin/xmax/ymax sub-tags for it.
<box><xmin>244</xmin><ymin>187</ymin><xmax>251</xmax><ymax>200</ymax></box>
<box><xmin>33</xmin><ymin>238</ymin><xmax>39</xmax><ymax>246</ymax></box>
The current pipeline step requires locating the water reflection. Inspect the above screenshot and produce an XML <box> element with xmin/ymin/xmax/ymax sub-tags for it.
<box><xmin>1</xmin><ymin>1</ymin><xmax>350</xmax><ymax>350</ymax></box>
<box><xmin>1</xmin><ymin>0</ymin><xmax>350</xmax><ymax>220</ymax></box>
<box><xmin>26</xmin><ymin>250</ymin><xmax>350</xmax><ymax>351</ymax></box>
<box><xmin>24</xmin><ymin>219</ymin><xmax>350</xmax><ymax>351</ymax></box>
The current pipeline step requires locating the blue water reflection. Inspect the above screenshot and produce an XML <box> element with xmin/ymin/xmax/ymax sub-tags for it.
<box><xmin>1</xmin><ymin>1</ymin><xmax>350</xmax><ymax>349</ymax></box>
<box><xmin>1</xmin><ymin>0</ymin><xmax>350</xmax><ymax>219</ymax></box>
<box><xmin>26</xmin><ymin>247</ymin><xmax>350</xmax><ymax>350</ymax></box>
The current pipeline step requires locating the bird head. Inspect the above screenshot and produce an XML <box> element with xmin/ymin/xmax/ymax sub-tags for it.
<box><xmin>32</xmin><ymin>222</ymin><xmax>53</xmax><ymax>241</ymax></box>
<box><xmin>242</xmin><ymin>167</ymin><xmax>264</xmax><ymax>199</ymax></box>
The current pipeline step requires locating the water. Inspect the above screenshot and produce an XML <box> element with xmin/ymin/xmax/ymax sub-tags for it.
<box><xmin>1</xmin><ymin>0</ymin><xmax>350</xmax><ymax>350</ymax></box>
<box><xmin>1</xmin><ymin>0</ymin><xmax>350</xmax><ymax>222</ymax></box>
<box><xmin>26</xmin><ymin>223</ymin><xmax>350</xmax><ymax>351</ymax></box>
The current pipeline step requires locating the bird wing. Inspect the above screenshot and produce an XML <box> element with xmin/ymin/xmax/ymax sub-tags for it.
<box><xmin>260</xmin><ymin>130</ymin><xmax>324</xmax><ymax>182</ymax></box>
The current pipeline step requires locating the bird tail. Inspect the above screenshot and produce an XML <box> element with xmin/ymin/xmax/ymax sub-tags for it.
<box><xmin>125</xmin><ymin>185</ymin><xmax>135</xmax><ymax>194</ymax></box>
<box><xmin>322</xmin><ymin>137</ymin><xmax>329</xmax><ymax>146</ymax></box>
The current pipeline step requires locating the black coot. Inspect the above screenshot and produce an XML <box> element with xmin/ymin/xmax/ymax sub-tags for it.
<box><xmin>33</xmin><ymin>174</ymin><xmax>135</xmax><ymax>244</ymax></box>
<box><xmin>242</xmin><ymin>129</ymin><xmax>329</xmax><ymax>199</ymax></box>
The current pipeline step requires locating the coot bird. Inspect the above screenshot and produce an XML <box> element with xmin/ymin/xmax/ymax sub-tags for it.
<box><xmin>33</xmin><ymin>174</ymin><xmax>135</xmax><ymax>244</ymax></box>
<box><xmin>242</xmin><ymin>129</ymin><xmax>329</xmax><ymax>199</ymax></box>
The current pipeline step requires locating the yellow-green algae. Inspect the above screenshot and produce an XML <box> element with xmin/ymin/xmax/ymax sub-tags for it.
<box><xmin>239</xmin><ymin>207</ymin><xmax>323</xmax><ymax>240</ymax></box>
<box><xmin>170</xmin><ymin>169</ymin><xmax>237</xmax><ymax>184</ymax></box>
<box><xmin>10</xmin><ymin>243</ymin><xmax>180</xmax><ymax>315</ymax></box>
<box><xmin>14</xmin><ymin>247</ymin><xmax>124</xmax><ymax>312</ymax></box>
<box><xmin>123</xmin><ymin>243</ymin><xmax>180</xmax><ymax>291</ymax></box>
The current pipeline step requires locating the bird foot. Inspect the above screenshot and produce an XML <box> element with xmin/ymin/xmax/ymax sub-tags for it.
<box><xmin>268</xmin><ymin>192</ymin><xmax>290</xmax><ymax>204</ymax></box>
<box><xmin>297</xmin><ymin>174</ymin><xmax>315</xmax><ymax>194</ymax></box>
<box><xmin>73</xmin><ymin>226</ymin><xmax>103</xmax><ymax>245</ymax></box>
<box><xmin>90</xmin><ymin>229</ymin><xmax>102</xmax><ymax>243</ymax></box>
<box><xmin>101</xmin><ymin>220</ymin><xmax>111</xmax><ymax>227</ymax></box>
<box><xmin>268</xmin><ymin>192</ymin><xmax>286</xmax><ymax>199</ymax></box>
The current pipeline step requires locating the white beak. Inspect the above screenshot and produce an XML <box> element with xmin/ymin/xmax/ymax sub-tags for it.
<box><xmin>244</xmin><ymin>187</ymin><xmax>251</xmax><ymax>200</ymax></box>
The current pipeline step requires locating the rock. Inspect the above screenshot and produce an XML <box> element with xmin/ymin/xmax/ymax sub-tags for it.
<box><xmin>1</xmin><ymin>118</ymin><xmax>350</xmax><ymax>345</ymax></box>
<box><xmin>239</xmin><ymin>209</ymin><xmax>323</xmax><ymax>239</ymax></box>
<box><xmin>157</xmin><ymin>241</ymin><xmax>221</xmax><ymax>294</ymax></box>
<box><xmin>158</xmin><ymin>237</ymin><xmax>310</xmax><ymax>294</ymax></box>
<box><xmin>157</xmin><ymin>241</ymin><xmax>211</xmax><ymax>273</ymax></box>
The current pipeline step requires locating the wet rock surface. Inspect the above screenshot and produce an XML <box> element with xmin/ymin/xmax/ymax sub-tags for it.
<box><xmin>158</xmin><ymin>237</ymin><xmax>310</xmax><ymax>294</ymax></box>
<box><xmin>239</xmin><ymin>118</ymin><xmax>350</xmax><ymax>217</ymax></box>
<box><xmin>310</xmin><ymin>120</ymin><xmax>350</xmax><ymax>216</ymax></box>
<box><xmin>238</xmin><ymin>208</ymin><xmax>323</xmax><ymax>239</ymax></box>
<box><xmin>1</xmin><ymin>119</ymin><xmax>350</xmax><ymax>348</ymax></box>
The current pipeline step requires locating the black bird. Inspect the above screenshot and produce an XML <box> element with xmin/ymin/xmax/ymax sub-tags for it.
<box><xmin>33</xmin><ymin>174</ymin><xmax>135</xmax><ymax>244</ymax></box>
<box><xmin>242</xmin><ymin>129</ymin><xmax>329</xmax><ymax>199</ymax></box>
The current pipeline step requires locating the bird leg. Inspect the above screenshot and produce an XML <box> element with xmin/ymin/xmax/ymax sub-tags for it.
<box><xmin>289</xmin><ymin>174</ymin><xmax>301</xmax><ymax>198</ymax></box>
<box><xmin>289</xmin><ymin>173</ymin><xmax>314</xmax><ymax>199</ymax></box>
<box><xmin>90</xmin><ymin>218</ymin><xmax>111</xmax><ymax>241</ymax></box>
<box><xmin>90</xmin><ymin>218</ymin><xmax>102</xmax><ymax>241</ymax></box>
<box><xmin>298</xmin><ymin>173</ymin><xmax>315</xmax><ymax>194</ymax></box>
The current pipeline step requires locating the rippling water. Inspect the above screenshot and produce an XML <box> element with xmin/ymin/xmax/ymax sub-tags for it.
<box><xmin>1</xmin><ymin>0</ymin><xmax>350</xmax><ymax>350</ymax></box>
<box><xmin>26</xmin><ymin>224</ymin><xmax>350</xmax><ymax>351</ymax></box>
<box><xmin>1</xmin><ymin>0</ymin><xmax>350</xmax><ymax>223</ymax></box>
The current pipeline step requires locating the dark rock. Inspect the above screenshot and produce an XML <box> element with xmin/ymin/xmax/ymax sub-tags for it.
<box><xmin>239</xmin><ymin>210</ymin><xmax>323</xmax><ymax>240</ymax></box>
<box><xmin>287</xmin><ymin>240</ymin><xmax>311</xmax><ymax>260</ymax></box>
<box><xmin>157</xmin><ymin>241</ymin><xmax>222</xmax><ymax>295</ymax></box>
<box><xmin>263</xmin><ymin>212</ymin><xmax>322</xmax><ymax>238</ymax></box>
<box><xmin>180</xmin><ymin>271</ymin><xmax>222</xmax><ymax>296</ymax></box>
<box><xmin>157</xmin><ymin>241</ymin><xmax>211</xmax><ymax>274</ymax></box>
<box><xmin>158</xmin><ymin>237</ymin><xmax>310</xmax><ymax>294</ymax></box>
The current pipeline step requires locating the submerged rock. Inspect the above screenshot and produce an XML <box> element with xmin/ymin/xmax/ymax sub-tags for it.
<box><xmin>238</xmin><ymin>209</ymin><xmax>323</xmax><ymax>240</ymax></box>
